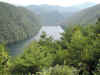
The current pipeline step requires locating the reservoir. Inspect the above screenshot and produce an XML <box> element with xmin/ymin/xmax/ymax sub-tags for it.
<box><xmin>7</xmin><ymin>26</ymin><xmax>64</xmax><ymax>56</ymax></box>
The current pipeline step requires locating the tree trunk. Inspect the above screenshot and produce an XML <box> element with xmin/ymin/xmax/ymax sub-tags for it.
<box><xmin>79</xmin><ymin>70</ymin><xmax>83</xmax><ymax>75</ymax></box>
<box><xmin>88</xmin><ymin>70</ymin><xmax>93</xmax><ymax>75</ymax></box>
<box><xmin>87</xmin><ymin>64</ymin><xmax>94</xmax><ymax>75</ymax></box>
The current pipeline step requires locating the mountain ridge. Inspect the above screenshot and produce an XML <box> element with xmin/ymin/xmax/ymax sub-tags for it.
<box><xmin>27</xmin><ymin>2</ymin><xmax>96</xmax><ymax>26</ymax></box>
<box><xmin>62</xmin><ymin>4</ymin><xmax>100</xmax><ymax>28</ymax></box>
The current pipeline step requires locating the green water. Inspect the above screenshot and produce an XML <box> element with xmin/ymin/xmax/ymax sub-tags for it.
<box><xmin>7</xmin><ymin>38</ymin><xmax>34</xmax><ymax>56</ymax></box>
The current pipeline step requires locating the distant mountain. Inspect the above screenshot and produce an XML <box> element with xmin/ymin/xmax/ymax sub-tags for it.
<box><xmin>0</xmin><ymin>2</ymin><xmax>41</xmax><ymax>44</ymax></box>
<box><xmin>27</xmin><ymin>5</ymin><xmax>72</xmax><ymax>26</ymax></box>
<box><xmin>72</xmin><ymin>2</ymin><xmax>96</xmax><ymax>9</ymax></box>
<box><xmin>27</xmin><ymin>2</ymin><xmax>96</xmax><ymax>26</ymax></box>
<box><xmin>62</xmin><ymin>4</ymin><xmax>100</xmax><ymax>28</ymax></box>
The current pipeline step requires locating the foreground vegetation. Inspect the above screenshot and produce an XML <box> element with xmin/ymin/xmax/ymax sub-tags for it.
<box><xmin>1</xmin><ymin>18</ymin><xmax>100</xmax><ymax>75</ymax></box>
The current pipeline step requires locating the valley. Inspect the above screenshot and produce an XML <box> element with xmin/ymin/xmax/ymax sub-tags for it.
<box><xmin>0</xmin><ymin>1</ymin><xmax>100</xmax><ymax>75</ymax></box>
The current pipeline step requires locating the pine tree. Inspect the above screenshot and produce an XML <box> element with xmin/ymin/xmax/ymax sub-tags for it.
<box><xmin>0</xmin><ymin>44</ymin><xmax>9</xmax><ymax>74</ymax></box>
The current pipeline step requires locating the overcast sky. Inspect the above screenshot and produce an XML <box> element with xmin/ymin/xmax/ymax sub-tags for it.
<box><xmin>0</xmin><ymin>0</ymin><xmax>100</xmax><ymax>6</ymax></box>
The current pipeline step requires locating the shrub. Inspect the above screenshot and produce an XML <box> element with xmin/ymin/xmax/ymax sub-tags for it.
<box><xmin>38</xmin><ymin>65</ymin><xmax>78</xmax><ymax>75</ymax></box>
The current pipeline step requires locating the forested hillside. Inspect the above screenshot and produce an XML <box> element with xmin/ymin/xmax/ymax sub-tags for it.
<box><xmin>0</xmin><ymin>2</ymin><xmax>41</xmax><ymax>44</ymax></box>
<box><xmin>62</xmin><ymin>4</ymin><xmax>100</xmax><ymax>28</ymax></box>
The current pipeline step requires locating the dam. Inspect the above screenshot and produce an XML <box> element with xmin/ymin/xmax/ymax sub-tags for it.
<box><xmin>34</xmin><ymin>26</ymin><xmax>64</xmax><ymax>40</ymax></box>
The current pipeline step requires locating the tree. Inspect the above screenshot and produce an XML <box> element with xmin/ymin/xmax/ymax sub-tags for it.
<box><xmin>62</xmin><ymin>24</ymin><xmax>100</xmax><ymax>75</ymax></box>
<box><xmin>0</xmin><ymin>44</ymin><xmax>9</xmax><ymax>74</ymax></box>
<box><xmin>38</xmin><ymin>65</ymin><xmax>77</xmax><ymax>75</ymax></box>
<box><xmin>9</xmin><ymin>42</ymin><xmax>55</xmax><ymax>74</ymax></box>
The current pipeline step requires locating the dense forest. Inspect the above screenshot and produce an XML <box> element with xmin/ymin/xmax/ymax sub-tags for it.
<box><xmin>0</xmin><ymin>2</ymin><xmax>41</xmax><ymax>44</ymax></box>
<box><xmin>1</xmin><ymin>17</ymin><xmax>100</xmax><ymax>75</ymax></box>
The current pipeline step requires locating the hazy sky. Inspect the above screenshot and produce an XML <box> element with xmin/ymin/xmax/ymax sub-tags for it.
<box><xmin>0</xmin><ymin>0</ymin><xmax>100</xmax><ymax>6</ymax></box>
